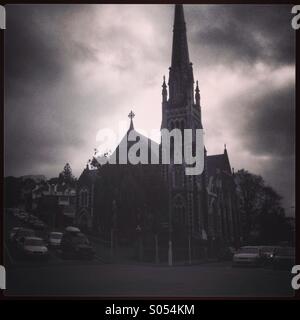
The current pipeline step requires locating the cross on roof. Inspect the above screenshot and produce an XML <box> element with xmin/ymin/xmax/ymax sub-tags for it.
<box><xmin>128</xmin><ymin>110</ymin><xmax>135</xmax><ymax>121</ymax></box>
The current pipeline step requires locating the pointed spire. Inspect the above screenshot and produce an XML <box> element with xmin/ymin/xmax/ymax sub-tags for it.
<box><xmin>224</xmin><ymin>144</ymin><xmax>227</xmax><ymax>154</ymax></box>
<box><xmin>195</xmin><ymin>80</ymin><xmax>200</xmax><ymax>106</ymax></box>
<box><xmin>128</xmin><ymin>110</ymin><xmax>135</xmax><ymax>131</ymax></box>
<box><xmin>162</xmin><ymin>75</ymin><xmax>167</xmax><ymax>103</ymax></box>
<box><xmin>171</xmin><ymin>4</ymin><xmax>190</xmax><ymax>69</ymax></box>
<box><xmin>168</xmin><ymin>4</ymin><xmax>194</xmax><ymax>106</ymax></box>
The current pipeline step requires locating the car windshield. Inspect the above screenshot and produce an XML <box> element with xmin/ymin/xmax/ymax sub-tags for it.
<box><xmin>50</xmin><ymin>233</ymin><xmax>62</xmax><ymax>239</ymax></box>
<box><xmin>238</xmin><ymin>247</ymin><xmax>259</xmax><ymax>254</ymax></box>
<box><xmin>25</xmin><ymin>239</ymin><xmax>45</xmax><ymax>246</ymax></box>
<box><xmin>276</xmin><ymin>247</ymin><xmax>294</xmax><ymax>256</ymax></box>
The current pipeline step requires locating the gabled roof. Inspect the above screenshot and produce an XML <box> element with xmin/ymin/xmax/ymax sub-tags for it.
<box><xmin>207</xmin><ymin>152</ymin><xmax>231</xmax><ymax>177</ymax></box>
<box><xmin>78</xmin><ymin>167</ymin><xmax>99</xmax><ymax>184</ymax></box>
<box><xmin>94</xmin><ymin>127</ymin><xmax>160</xmax><ymax>166</ymax></box>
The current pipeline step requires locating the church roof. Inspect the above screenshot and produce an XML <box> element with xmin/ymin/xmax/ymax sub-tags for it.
<box><xmin>78</xmin><ymin>167</ymin><xmax>99</xmax><ymax>184</ymax></box>
<box><xmin>110</xmin><ymin>127</ymin><xmax>160</xmax><ymax>164</ymax></box>
<box><xmin>85</xmin><ymin>169</ymin><xmax>99</xmax><ymax>181</ymax></box>
<box><xmin>207</xmin><ymin>152</ymin><xmax>231</xmax><ymax>177</ymax></box>
<box><xmin>93</xmin><ymin>114</ymin><xmax>160</xmax><ymax>167</ymax></box>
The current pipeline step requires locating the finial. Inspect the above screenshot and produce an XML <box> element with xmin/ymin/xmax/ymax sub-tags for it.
<box><xmin>128</xmin><ymin>110</ymin><xmax>135</xmax><ymax>130</ymax></box>
<box><xmin>224</xmin><ymin>144</ymin><xmax>227</xmax><ymax>153</ymax></box>
<box><xmin>162</xmin><ymin>75</ymin><xmax>167</xmax><ymax>88</ymax></box>
<box><xmin>195</xmin><ymin>80</ymin><xmax>200</xmax><ymax>92</ymax></box>
<box><xmin>162</xmin><ymin>75</ymin><xmax>168</xmax><ymax>103</ymax></box>
<box><xmin>195</xmin><ymin>80</ymin><xmax>200</xmax><ymax>105</ymax></box>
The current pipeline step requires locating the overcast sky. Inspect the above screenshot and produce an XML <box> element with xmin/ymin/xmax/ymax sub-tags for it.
<box><xmin>4</xmin><ymin>4</ymin><xmax>295</xmax><ymax>215</ymax></box>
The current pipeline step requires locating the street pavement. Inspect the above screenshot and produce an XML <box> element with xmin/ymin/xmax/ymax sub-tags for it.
<box><xmin>5</xmin><ymin>260</ymin><xmax>294</xmax><ymax>297</ymax></box>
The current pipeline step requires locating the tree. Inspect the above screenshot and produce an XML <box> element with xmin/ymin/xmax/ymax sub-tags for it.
<box><xmin>235</xmin><ymin>169</ymin><xmax>293</xmax><ymax>244</ymax></box>
<box><xmin>4</xmin><ymin>176</ymin><xmax>22</xmax><ymax>207</ymax></box>
<box><xmin>58</xmin><ymin>163</ymin><xmax>75</xmax><ymax>185</ymax></box>
<box><xmin>235</xmin><ymin>170</ymin><xmax>264</xmax><ymax>242</ymax></box>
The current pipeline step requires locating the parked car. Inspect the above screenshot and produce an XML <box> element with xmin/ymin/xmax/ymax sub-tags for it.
<box><xmin>232</xmin><ymin>246</ymin><xmax>263</xmax><ymax>267</ymax></box>
<box><xmin>17</xmin><ymin>212</ymin><xmax>28</xmax><ymax>222</ymax></box>
<box><xmin>9</xmin><ymin>227</ymin><xmax>21</xmax><ymax>241</ymax></box>
<box><xmin>217</xmin><ymin>246</ymin><xmax>236</xmax><ymax>261</ymax></box>
<box><xmin>260</xmin><ymin>246</ymin><xmax>280</xmax><ymax>266</ymax></box>
<box><xmin>61</xmin><ymin>230</ymin><xmax>95</xmax><ymax>259</ymax></box>
<box><xmin>48</xmin><ymin>232</ymin><xmax>63</xmax><ymax>248</ymax></box>
<box><xmin>13</xmin><ymin>228</ymin><xmax>35</xmax><ymax>246</ymax></box>
<box><xmin>65</xmin><ymin>226</ymin><xmax>81</xmax><ymax>233</ymax></box>
<box><xmin>272</xmin><ymin>247</ymin><xmax>295</xmax><ymax>270</ymax></box>
<box><xmin>19</xmin><ymin>236</ymin><xmax>49</xmax><ymax>260</ymax></box>
<box><xmin>26</xmin><ymin>215</ymin><xmax>38</xmax><ymax>224</ymax></box>
<box><xmin>31</xmin><ymin>220</ymin><xmax>46</xmax><ymax>230</ymax></box>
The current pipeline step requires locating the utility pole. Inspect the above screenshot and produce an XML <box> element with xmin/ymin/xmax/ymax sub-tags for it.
<box><xmin>155</xmin><ymin>233</ymin><xmax>159</xmax><ymax>264</ymax></box>
<box><xmin>188</xmin><ymin>233</ymin><xmax>192</xmax><ymax>265</ymax></box>
<box><xmin>111</xmin><ymin>199</ymin><xmax>117</xmax><ymax>259</ymax></box>
<box><xmin>168</xmin><ymin>166</ymin><xmax>173</xmax><ymax>267</ymax></box>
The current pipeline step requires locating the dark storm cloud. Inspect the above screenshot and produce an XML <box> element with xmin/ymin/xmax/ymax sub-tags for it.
<box><xmin>5</xmin><ymin>5</ymin><xmax>97</xmax><ymax>91</ymax></box>
<box><xmin>220</xmin><ymin>78</ymin><xmax>295</xmax><ymax>210</ymax></box>
<box><xmin>4</xmin><ymin>5</ymin><xmax>99</xmax><ymax>177</ymax></box>
<box><xmin>6</xmin><ymin>6</ymin><xmax>65</xmax><ymax>87</ymax></box>
<box><xmin>187</xmin><ymin>4</ymin><xmax>295</xmax><ymax>67</ymax></box>
<box><xmin>233</xmin><ymin>83</ymin><xmax>295</xmax><ymax>157</ymax></box>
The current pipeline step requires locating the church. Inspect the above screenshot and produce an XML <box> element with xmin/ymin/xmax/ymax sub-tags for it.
<box><xmin>75</xmin><ymin>5</ymin><xmax>241</xmax><ymax>261</ymax></box>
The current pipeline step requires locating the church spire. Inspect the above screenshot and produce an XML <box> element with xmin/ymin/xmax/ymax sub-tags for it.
<box><xmin>168</xmin><ymin>4</ymin><xmax>194</xmax><ymax>106</ymax></box>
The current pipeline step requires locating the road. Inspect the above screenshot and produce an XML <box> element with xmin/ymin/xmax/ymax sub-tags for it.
<box><xmin>4</xmin><ymin>260</ymin><xmax>294</xmax><ymax>297</ymax></box>
<box><xmin>3</xmin><ymin>210</ymin><xmax>295</xmax><ymax>298</ymax></box>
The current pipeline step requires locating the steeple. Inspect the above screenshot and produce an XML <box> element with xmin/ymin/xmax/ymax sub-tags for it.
<box><xmin>171</xmin><ymin>4</ymin><xmax>190</xmax><ymax>70</ymax></box>
<box><xmin>168</xmin><ymin>4</ymin><xmax>194</xmax><ymax>106</ymax></box>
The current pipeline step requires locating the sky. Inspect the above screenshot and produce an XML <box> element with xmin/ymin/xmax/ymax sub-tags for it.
<box><xmin>4</xmin><ymin>4</ymin><xmax>295</xmax><ymax>215</ymax></box>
